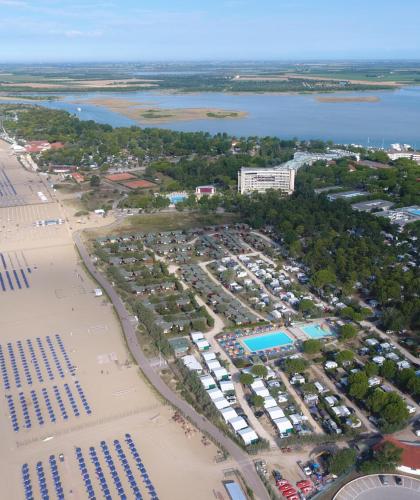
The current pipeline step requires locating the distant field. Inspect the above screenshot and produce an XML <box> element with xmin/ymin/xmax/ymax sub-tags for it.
<box><xmin>0</xmin><ymin>62</ymin><xmax>419</xmax><ymax>96</ymax></box>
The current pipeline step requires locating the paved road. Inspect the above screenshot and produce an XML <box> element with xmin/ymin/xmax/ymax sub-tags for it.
<box><xmin>73</xmin><ymin>232</ymin><xmax>270</xmax><ymax>500</ymax></box>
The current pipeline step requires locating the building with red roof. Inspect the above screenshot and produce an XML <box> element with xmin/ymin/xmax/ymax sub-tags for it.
<box><xmin>375</xmin><ymin>436</ymin><xmax>420</xmax><ymax>476</ymax></box>
<box><xmin>195</xmin><ymin>185</ymin><xmax>216</xmax><ymax>199</ymax></box>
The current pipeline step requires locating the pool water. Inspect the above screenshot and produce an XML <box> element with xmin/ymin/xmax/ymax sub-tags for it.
<box><xmin>243</xmin><ymin>331</ymin><xmax>293</xmax><ymax>352</ymax></box>
<box><xmin>407</xmin><ymin>208</ymin><xmax>420</xmax><ymax>216</ymax></box>
<box><xmin>302</xmin><ymin>324</ymin><xmax>333</xmax><ymax>339</ymax></box>
<box><xmin>168</xmin><ymin>194</ymin><xmax>187</xmax><ymax>204</ymax></box>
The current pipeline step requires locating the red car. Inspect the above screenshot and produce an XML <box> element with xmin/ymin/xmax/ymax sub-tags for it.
<box><xmin>279</xmin><ymin>483</ymin><xmax>292</xmax><ymax>491</ymax></box>
<box><xmin>297</xmin><ymin>480</ymin><xmax>312</xmax><ymax>488</ymax></box>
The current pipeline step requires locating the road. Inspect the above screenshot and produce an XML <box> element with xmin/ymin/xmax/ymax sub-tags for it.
<box><xmin>73</xmin><ymin>232</ymin><xmax>270</xmax><ymax>500</ymax></box>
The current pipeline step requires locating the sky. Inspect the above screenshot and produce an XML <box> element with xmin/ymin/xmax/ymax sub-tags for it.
<box><xmin>0</xmin><ymin>0</ymin><xmax>419</xmax><ymax>62</ymax></box>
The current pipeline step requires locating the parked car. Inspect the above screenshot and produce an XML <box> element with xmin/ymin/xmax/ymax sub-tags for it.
<box><xmin>394</xmin><ymin>476</ymin><xmax>402</xmax><ymax>486</ymax></box>
<box><xmin>379</xmin><ymin>475</ymin><xmax>389</xmax><ymax>485</ymax></box>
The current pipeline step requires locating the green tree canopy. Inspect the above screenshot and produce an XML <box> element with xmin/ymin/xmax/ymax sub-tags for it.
<box><xmin>328</xmin><ymin>448</ymin><xmax>357</xmax><ymax>476</ymax></box>
<box><xmin>251</xmin><ymin>364</ymin><xmax>268</xmax><ymax>379</ymax></box>
<box><xmin>239</xmin><ymin>373</ymin><xmax>254</xmax><ymax>385</ymax></box>
<box><xmin>348</xmin><ymin>371</ymin><xmax>369</xmax><ymax>400</ymax></box>
<box><xmin>284</xmin><ymin>358</ymin><xmax>308</xmax><ymax>374</ymax></box>
<box><xmin>336</xmin><ymin>350</ymin><xmax>355</xmax><ymax>366</ymax></box>
<box><xmin>339</xmin><ymin>324</ymin><xmax>358</xmax><ymax>342</ymax></box>
<box><xmin>302</xmin><ymin>339</ymin><xmax>323</xmax><ymax>355</ymax></box>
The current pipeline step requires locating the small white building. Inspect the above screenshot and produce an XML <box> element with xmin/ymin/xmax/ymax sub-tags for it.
<box><xmin>277</xmin><ymin>393</ymin><xmax>288</xmax><ymax>404</ymax></box>
<box><xmin>266</xmin><ymin>406</ymin><xmax>285</xmax><ymax>421</ymax></box>
<box><xmin>219</xmin><ymin>380</ymin><xmax>235</xmax><ymax>393</ymax></box>
<box><xmin>196</xmin><ymin>339</ymin><xmax>210</xmax><ymax>351</ymax></box>
<box><xmin>254</xmin><ymin>387</ymin><xmax>270</xmax><ymax>398</ymax></box>
<box><xmin>290</xmin><ymin>374</ymin><xmax>305</xmax><ymax>385</ymax></box>
<box><xmin>200</xmin><ymin>374</ymin><xmax>217</xmax><ymax>390</ymax></box>
<box><xmin>397</xmin><ymin>360</ymin><xmax>411</xmax><ymax>370</ymax></box>
<box><xmin>331</xmin><ymin>405</ymin><xmax>351</xmax><ymax>418</ymax></box>
<box><xmin>325</xmin><ymin>361</ymin><xmax>338</xmax><ymax>370</ymax></box>
<box><xmin>220</xmin><ymin>407</ymin><xmax>238</xmax><ymax>423</ymax></box>
<box><xmin>314</xmin><ymin>381</ymin><xmax>326</xmax><ymax>393</ymax></box>
<box><xmin>237</xmin><ymin>427</ymin><xmax>259</xmax><ymax>445</ymax></box>
<box><xmin>368</xmin><ymin>376</ymin><xmax>382</xmax><ymax>387</ymax></box>
<box><xmin>181</xmin><ymin>355</ymin><xmax>202</xmax><ymax>372</ymax></box>
<box><xmin>263</xmin><ymin>396</ymin><xmax>278</xmax><ymax>409</ymax></box>
<box><xmin>372</xmin><ymin>356</ymin><xmax>386</xmax><ymax>365</ymax></box>
<box><xmin>212</xmin><ymin>367</ymin><xmax>230</xmax><ymax>381</ymax></box>
<box><xmin>325</xmin><ymin>395</ymin><xmax>338</xmax><ymax>407</ymax></box>
<box><xmin>191</xmin><ymin>332</ymin><xmax>204</xmax><ymax>342</ymax></box>
<box><xmin>202</xmin><ymin>351</ymin><xmax>217</xmax><ymax>362</ymax></box>
<box><xmin>213</xmin><ymin>397</ymin><xmax>231</xmax><ymax>410</ymax></box>
<box><xmin>229</xmin><ymin>416</ymin><xmax>248</xmax><ymax>432</ymax></box>
<box><xmin>251</xmin><ymin>379</ymin><xmax>265</xmax><ymax>391</ymax></box>
<box><xmin>273</xmin><ymin>417</ymin><xmax>293</xmax><ymax>436</ymax></box>
<box><xmin>206</xmin><ymin>359</ymin><xmax>222</xmax><ymax>371</ymax></box>
<box><xmin>207</xmin><ymin>388</ymin><xmax>224</xmax><ymax>401</ymax></box>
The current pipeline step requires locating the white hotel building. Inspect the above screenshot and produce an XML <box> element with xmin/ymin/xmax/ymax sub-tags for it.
<box><xmin>237</xmin><ymin>166</ymin><xmax>295</xmax><ymax>195</ymax></box>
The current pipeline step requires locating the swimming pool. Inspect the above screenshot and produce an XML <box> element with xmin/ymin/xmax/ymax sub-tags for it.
<box><xmin>406</xmin><ymin>207</ymin><xmax>420</xmax><ymax>216</ymax></box>
<box><xmin>243</xmin><ymin>331</ymin><xmax>293</xmax><ymax>352</ymax></box>
<box><xmin>168</xmin><ymin>193</ymin><xmax>187</xmax><ymax>204</ymax></box>
<box><xmin>302</xmin><ymin>323</ymin><xmax>334</xmax><ymax>339</ymax></box>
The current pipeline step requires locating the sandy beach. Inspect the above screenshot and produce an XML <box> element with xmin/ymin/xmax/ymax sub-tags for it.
<box><xmin>0</xmin><ymin>140</ymin><xmax>227</xmax><ymax>499</ymax></box>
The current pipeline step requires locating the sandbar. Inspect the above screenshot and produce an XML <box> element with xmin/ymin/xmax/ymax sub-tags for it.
<box><xmin>315</xmin><ymin>96</ymin><xmax>381</xmax><ymax>103</ymax></box>
<box><xmin>79</xmin><ymin>97</ymin><xmax>248</xmax><ymax>123</ymax></box>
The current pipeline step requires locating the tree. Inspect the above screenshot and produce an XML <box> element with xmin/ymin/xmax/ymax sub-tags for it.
<box><xmin>328</xmin><ymin>448</ymin><xmax>357</xmax><ymax>476</ymax></box>
<box><xmin>251</xmin><ymin>394</ymin><xmax>265</xmax><ymax>408</ymax></box>
<box><xmin>348</xmin><ymin>371</ymin><xmax>369</xmax><ymax>400</ymax></box>
<box><xmin>366</xmin><ymin>388</ymin><xmax>388</xmax><ymax>413</ymax></box>
<box><xmin>380</xmin><ymin>360</ymin><xmax>396</xmax><ymax>380</ymax></box>
<box><xmin>302</xmin><ymin>339</ymin><xmax>322</xmax><ymax>355</ymax></box>
<box><xmin>360</xmin><ymin>442</ymin><xmax>402</xmax><ymax>474</ymax></box>
<box><xmin>251</xmin><ymin>364</ymin><xmax>268</xmax><ymax>379</ymax></box>
<box><xmin>365</xmin><ymin>361</ymin><xmax>379</xmax><ymax>377</ymax></box>
<box><xmin>90</xmin><ymin>175</ymin><xmax>100</xmax><ymax>187</ymax></box>
<box><xmin>284</xmin><ymin>358</ymin><xmax>308</xmax><ymax>374</ymax></box>
<box><xmin>381</xmin><ymin>392</ymin><xmax>409</xmax><ymax>426</ymax></box>
<box><xmin>339</xmin><ymin>324</ymin><xmax>358</xmax><ymax>342</ymax></box>
<box><xmin>311</xmin><ymin>269</ymin><xmax>337</xmax><ymax>290</ymax></box>
<box><xmin>336</xmin><ymin>350</ymin><xmax>354</xmax><ymax>366</ymax></box>
<box><xmin>407</xmin><ymin>376</ymin><xmax>420</xmax><ymax>396</ymax></box>
<box><xmin>298</xmin><ymin>299</ymin><xmax>315</xmax><ymax>315</ymax></box>
<box><xmin>239</xmin><ymin>373</ymin><xmax>254</xmax><ymax>386</ymax></box>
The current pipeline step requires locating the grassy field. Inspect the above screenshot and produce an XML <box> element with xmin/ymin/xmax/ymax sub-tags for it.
<box><xmin>89</xmin><ymin>210</ymin><xmax>240</xmax><ymax>238</ymax></box>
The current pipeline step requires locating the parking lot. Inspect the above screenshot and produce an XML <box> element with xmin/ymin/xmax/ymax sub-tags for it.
<box><xmin>335</xmin><ymin>474</ymin><xmax>420</xmax><ymax>500</ymax></box>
